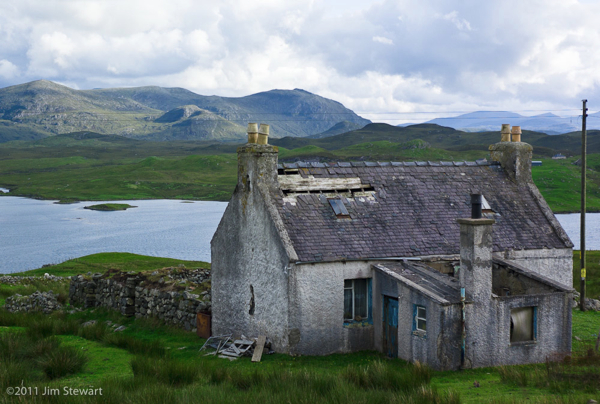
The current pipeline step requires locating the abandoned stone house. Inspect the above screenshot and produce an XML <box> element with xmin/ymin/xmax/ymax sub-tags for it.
<box><xmin>211</xmin><ymin>123</ymin><xmax>574</xmax><ymax>370</ymax></box>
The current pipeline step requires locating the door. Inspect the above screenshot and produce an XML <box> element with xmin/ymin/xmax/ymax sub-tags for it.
<box><xmin>383</xmin><ymin>296</ymin><xmax>398</xmax><ymax>358</ymax></box>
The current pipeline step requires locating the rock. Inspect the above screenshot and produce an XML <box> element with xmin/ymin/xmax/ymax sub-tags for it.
<box><xmin>575</xmin><ymin>336</ymin><xmax>582</xmax><ymax>341</ymax></box>
<box><xmin>114</xmin><ymin>326</ymin><xmax>127</xmax><ymax>332</ymax></box>
<box><xmin>82</xmin><ymin>320</ymin><xmax>97</xmax><ymax>328</ymax></box>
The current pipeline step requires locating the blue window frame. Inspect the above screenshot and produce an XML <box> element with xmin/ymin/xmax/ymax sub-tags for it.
<box><xmin>344</xmin><ymin>278</ymin><xmax>372</xmax><ymax>323</ymax></box>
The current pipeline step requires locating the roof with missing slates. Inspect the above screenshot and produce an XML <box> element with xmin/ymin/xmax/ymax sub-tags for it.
<box><xmin>271</xmin><ymin>161</ymin><xmax>573</xmax><ymax>263</ymax></box>
<box><xmin>374</xmin><ymin>261</ymin><xmax>461</xmax><ymax>305</ymax></box>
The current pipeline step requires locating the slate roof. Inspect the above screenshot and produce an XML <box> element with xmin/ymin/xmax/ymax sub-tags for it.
<box><xmin>374</xmin><ymin>261</ymin><xmax>461</xmax><ymax>305</ymax></box>
<box><xmin>271</xmin><ymin>161</ymin><xmax>573</xmax><ymax>263</ymax></box>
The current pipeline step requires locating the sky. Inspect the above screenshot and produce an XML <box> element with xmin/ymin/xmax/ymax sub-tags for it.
<box><xmin>0</xmin><ymin>0</ymin><xmax>599</xmax><ymax>124</ymax></box>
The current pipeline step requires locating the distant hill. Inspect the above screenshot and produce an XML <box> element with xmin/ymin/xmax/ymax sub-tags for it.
<box><xmin>272</xmin><ymin>122</ymin><xmax>594</xmax><ymax>157</ymax></box>
<box><xmin>0</xmin><ymin>80</ymin><xmax>370</xmax><ymax>142</ymax></box>
<box><xmin>406</xmin><ymin>111</ymin><xmax>588</xmax><ymax>135</ymax></box>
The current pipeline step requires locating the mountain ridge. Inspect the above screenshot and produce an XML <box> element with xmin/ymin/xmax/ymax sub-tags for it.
<box><xmin>0</xmin><ymin>80</ymin><xmax>370</xmax><ymax>142</ymax></box>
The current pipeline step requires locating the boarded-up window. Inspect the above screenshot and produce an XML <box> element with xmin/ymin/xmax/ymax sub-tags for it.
<box><xmin>510</xmin><ymin>307</ymin><xmax>536</xmax><ymax>343</ymax></box>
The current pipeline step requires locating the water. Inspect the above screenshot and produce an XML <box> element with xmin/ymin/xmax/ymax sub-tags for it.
<box><xmin>555</xmin><ymin>213</ymin><xmax>598</xmax><ymax>250</ymax></box>
<box><xmin>0</xmin><ymin>196</ymin><xmax>596</xmax><ymax>274</ymax></box>
<box><xmin>0</xmin><ymin>188</ymin><xmax>9</xmax><ymax>193</ymax></box>
<box><xmin>0</xmin><ymin>197</ymin><xmax>227</xmax><ymax>274</ymax></box>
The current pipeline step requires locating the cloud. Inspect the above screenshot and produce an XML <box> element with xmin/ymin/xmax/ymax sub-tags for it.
<box><xmin>439</xmin><ymin>11</ymin><xmax>472</xmax><ymax>32</ymax></box>
<box><xmin>0</xmin><ymin>0</ymin><xmax>600</xmax><ymax>122</ymax></box>
<box><xmin>373</xmin><ymin>36</ymin><xmax>394</xmax><ymax>45</ymax></box>
<box><xmin>0</xmin><ymin>60</ymin><xmax>19</xmax><ymax>79</ymax></box>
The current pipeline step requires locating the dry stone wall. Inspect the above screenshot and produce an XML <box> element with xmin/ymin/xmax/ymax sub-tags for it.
<box><xmin>5</xmin><ymin>291</ymin><xmax>62</xmax><ymax>314</ymax></box>
<box><xmin>69</xmin><ymin>269</ymin><xmax>211</xmax><ymax>331</ymax></box>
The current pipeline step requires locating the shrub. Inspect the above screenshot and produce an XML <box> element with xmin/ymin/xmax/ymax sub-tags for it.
<box><xmin>38</xmin><ymin>345</ymin><xmax>88</xmax><ymax>379</ymax></box>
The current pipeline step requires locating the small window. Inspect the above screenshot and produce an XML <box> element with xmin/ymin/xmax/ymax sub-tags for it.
<box><xmin>414</xmin><ymin>305</ymin><xmax>426</xmax><ymax>332</ymax></box>
<box><xmin>344</xmin><ymin>279</ymin><xmax>370</xmax><ymax>322</ymax></box>
<box><xmin>510</xmin><ymin>307</ymin><xmax>536</xmax><ymax>343</ymax></box>
<box><xmin>329</xmin><ymin>198</ymin><xmax>349</xmax><ymax>217</ymax></box>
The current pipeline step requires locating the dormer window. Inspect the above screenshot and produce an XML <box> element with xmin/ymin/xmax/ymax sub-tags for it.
<box><xmin>328</xmin><ymin>198</ymin><xmax>350</xmax><ymax>218</ymax></box>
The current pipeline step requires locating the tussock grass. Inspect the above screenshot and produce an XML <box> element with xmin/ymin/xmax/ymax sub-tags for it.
<box><xmin>343</xmin><ymin>360</ymin><xmax>431</xmax><ymax>392</ymax></box>
<box><xmin>0</xmin><ymin>331</ymin><xmax>88</xmax><ymax>386</ymax></box>
<box><xmin>132</xmin><ymin>356</ymin><xmax>200</xmax><ymax>386</ymax></box>
<box><xmin>498</xmin><ymin>346</ymin><xmax>600</xmax><ymax>395</ymax></box>
<box><xmin>103</xmin><ymin>332</ymin><xmax>166</xmax><ymax>357</ymax></box>
<box><xmin>37</xmin><ymin>345</ymin><xmax>88</xmax><ymax>379</ymax></box>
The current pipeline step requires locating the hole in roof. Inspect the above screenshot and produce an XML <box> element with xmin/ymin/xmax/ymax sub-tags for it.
<box><xmin>482</xmin><ymin>195</ymin><xmax>496</xmax><ymax>214</ymax></box>
<box><xmin>328</xmin><ymin>198</ymin><xmax>350</xmax><ymax>218</ymax></box>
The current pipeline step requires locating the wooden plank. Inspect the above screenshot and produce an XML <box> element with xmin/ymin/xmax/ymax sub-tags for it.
<box><xmin>234</xmin><ymin>339</ymin><xmax>255</xmax><ymax>345</ymax></box>
<box><xmin>252</xmin><ymin>336</ymin><xmax>267</xmax><ymax>363</ymax></box>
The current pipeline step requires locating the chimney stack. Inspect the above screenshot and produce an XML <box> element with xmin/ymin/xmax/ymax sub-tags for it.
<box><xmin>237</xmin><ymin>123</ymin><xmax>278</xmax><ymax>190</ymax></box>
<box><xmin>457</xmin><ymin>195</ymin><xmax>495</xmax><ymax>368</ymax></box>
<box><xmin>489</xmin><ymin>125</ymin><xmax>533</xmax><ymax>184</ymax></box>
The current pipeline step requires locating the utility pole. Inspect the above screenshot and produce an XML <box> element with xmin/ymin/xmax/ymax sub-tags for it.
<box><xmin>580</xmin><ymin>99</ymin><xmax>588</xmax><ymax>312</ymax></box>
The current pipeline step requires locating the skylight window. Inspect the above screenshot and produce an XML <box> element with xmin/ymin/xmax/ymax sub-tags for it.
<box><xmin>328</xmin><ymin>198</ymin><xmax>349</xmax><ymax>217</ymax></box>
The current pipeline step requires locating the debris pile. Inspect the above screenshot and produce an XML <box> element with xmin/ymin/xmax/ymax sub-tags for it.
<box><xmin>200</xmin><ymin>335</ymin><xmax>272</xmax><ymax>362</ymax></box>
<box><xmin>4</xmin><ymin>291</ymin><xmax>62</xmax><ymax>314</ymax></box>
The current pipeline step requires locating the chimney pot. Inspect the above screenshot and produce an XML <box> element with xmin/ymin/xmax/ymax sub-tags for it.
<box><xmin>471</xmin><ymin>194</ymin><xmax>482</xmax><ymax>219</ymax></box>
<box><xmin>257</xmin><ymin>123</ymin><xmax>269</xmax><ymax>145</ymax></box>
<box><xmin>247</xmin><ymin>123</ymin><xmax>258</xmax><ymax>143</ymax></box>
<box><xmin>501</xmin><ymin>124</ymin><xmax>511</xmax><ymax>142</ymax></box>
<box><xmin>511</xmin><ymin>126</ymin><xmax>521</xmax><ymax>142</ymax></box>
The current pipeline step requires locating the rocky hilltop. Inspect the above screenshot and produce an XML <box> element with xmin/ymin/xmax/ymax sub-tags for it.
<box><xmin>0</xmin><ymin>80</ymin><xmax>370</xmax><ymax>142</ymax></box>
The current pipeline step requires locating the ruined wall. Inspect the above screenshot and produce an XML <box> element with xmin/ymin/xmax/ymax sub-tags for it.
<box><xmin>288</xmin><ymin>261</ymin><xmax>374</xmax><ymax>355</ymax></box>
<box><xmin>499</xmin><ymin>249</ymin><xmax>573</xmax><ymax>288</ymax></box>
<box><xmin>69</xmin><ymin>274</ymin><xmax>209</xmax><ymax>331</ymax></box>
<box><xmin>471</xmin><ymin>292</ymin><xmax>572</xmax><ymax>368</ymax></box>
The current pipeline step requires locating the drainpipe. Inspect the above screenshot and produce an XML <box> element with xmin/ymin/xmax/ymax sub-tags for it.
<box><xmin>461</xmin><ymin>287</ymin><xmax>466</xmax><ymax>369</ymax></box>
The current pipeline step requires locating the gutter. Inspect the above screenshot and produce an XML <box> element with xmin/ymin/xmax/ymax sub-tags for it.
<box><xmin>294</xmin><ymin>257</ymin><xmax>422</xmax><ymax>266</ymax></box>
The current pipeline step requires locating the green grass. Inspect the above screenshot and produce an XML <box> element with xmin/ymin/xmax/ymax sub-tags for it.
<box><xmin>531</xmin><ymin>157</ymin><xmax>600</xmax><ymax>213</ymax></box>
<box><xmin>573</xmin><ymin>250</ymin><xmax>600</xmax><ymax>300</ymax></box>
<box><xmin>83</xmin><ymin>203</ymin><xmax>137</xmax><ymax>211</ymax></box>
<box><xmin>16</xmin><ymin>252</ymin><xmax>209</xmax><ymax>277</ymax></box>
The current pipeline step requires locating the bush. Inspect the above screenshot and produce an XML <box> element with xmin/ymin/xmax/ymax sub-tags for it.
<box><xmin>38</xmin><ymin>345</ymin><xmax>88</xmax><ymax>379</ymax></box>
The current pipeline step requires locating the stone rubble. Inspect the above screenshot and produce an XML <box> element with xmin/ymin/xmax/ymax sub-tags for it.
<box><xmin>4</xmin><ymin>290</ymin><xmax>62</xmax><ymax>314</ymax></box>
<box><xmin>0</xmin><ymin>273</ymin><xmax>66</xmax><ymax>285</ymax></box>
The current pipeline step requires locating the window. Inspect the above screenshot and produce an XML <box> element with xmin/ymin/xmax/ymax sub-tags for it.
<box><xmin>510</xmin><ymin>307</ymin><xmax>536</xmax><ymax>343</ymax></box>
<box><xmin>414</xmin><ymin>305</ymin><xmax>426</xmax><ymax>333</ymax></box>
<box><xmin>344</xmin><ymin>279</ymin><xmax>371</xmax><ymax>322</ymax></box>
<box><xmin>329</xmin><ymin>198</ymin><xmax>349</xmax><ymax>217</ymax></box>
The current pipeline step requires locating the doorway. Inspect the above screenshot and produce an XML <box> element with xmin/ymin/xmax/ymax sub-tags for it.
<box><xmin>383</xmin><ymin>296</ymin><xmax>398</xmax><ymax>358</ymax></box>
